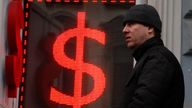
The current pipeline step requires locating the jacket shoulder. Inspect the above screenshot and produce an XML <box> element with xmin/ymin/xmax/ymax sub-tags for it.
<box><xmin>146</xmin><ymin>46</ymin><xmax>180</xmax><ymax>66</ymax></box>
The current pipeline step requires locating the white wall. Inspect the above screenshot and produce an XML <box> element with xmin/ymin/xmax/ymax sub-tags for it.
<box><xmin>0</xmin><ymin>0</ymin><xmax>19</xmax><ymax>108</ymax></box>
<box><xmin>136</xmin><ymin>0</ymin><xmax>182</xmax><ymax>62</ymax></box>
<box><xmin>148</xmin><ymin>0</ymin><xmax>182</xmax><ymax>62</ymax></box>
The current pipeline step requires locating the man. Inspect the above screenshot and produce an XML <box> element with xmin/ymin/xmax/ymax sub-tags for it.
<box><xmin>121</xmin><ymin>4</ymin><xmax>185</xmax><ymax>108</ymax></box>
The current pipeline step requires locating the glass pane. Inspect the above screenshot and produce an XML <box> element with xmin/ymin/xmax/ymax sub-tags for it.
<box><xmin>22</xmin><ymin>1</ymin><xmax>134</xmax><ymax>108</ymax></box>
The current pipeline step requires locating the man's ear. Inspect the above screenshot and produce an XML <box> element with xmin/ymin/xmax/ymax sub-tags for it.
<box><xmin>148</xmin><ymin>27</ymin><xmax>155</xmax><ymax>35</ymax></box>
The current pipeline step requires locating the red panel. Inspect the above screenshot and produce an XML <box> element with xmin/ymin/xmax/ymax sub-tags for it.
<box><xmin>64</xmin><ymin>0</ymin><xmax>70</xmax><ymax>2</ymax></box>
<box><xmin>110</xmin><ymin>0</ymin><xmax>116</xmax><ymax>3</ymax></box>
<box><xmin>92</xmin><ymin>0</ymin><xmax>97</xmax><ymax>3</ymax></box>
<box><xmin>26</xmin><ymin>3</ymin><xmax>29</xmax><ymax>9</ymax></box>
<box><xmin>83</xmin><ymin>0</ymin><xmax>88</xmax><ymax>2</ymax></box>
<box><xmin>56</xmin><ymin>0</ymin><xmax>61</xmax><ymax>2</ymax></box>
<box><xmin>28</xmin><ymin>0</ymin><xmax>33</xmax><ymax>2</ymax></box>
<box><xmin>128</xmin><ymin>0</ymin><xmax>136</xmax><ymax>4</ymax></box>
<box><xmin>37</xmin><ymin>0</ymin><xmax>43</xmax><ymax>2</ymax></box>
<box><xmin>25</xmin><ymin>21</ymin><xmax>28</xmax><ymax>27</ymax></box>
<box><xmin>120</xmin><ymin>0</ymin><xmax>126</xmax><ymax>3</ymax></box>
<box><xmin>46</xmin><ymin>0</ymin><xmax>52</xmax><ymax>2</ymax></box>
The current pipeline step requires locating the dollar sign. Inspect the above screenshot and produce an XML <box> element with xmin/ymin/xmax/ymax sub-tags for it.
<box><xmin>6</xmin><ymin>0</ymin><xmax>23</xmax><ymax>97</ymax></box>
<box><xmin>50</xmin><ymin>12</ymin><xmax>106</xmax><ymax>108</ymax></box>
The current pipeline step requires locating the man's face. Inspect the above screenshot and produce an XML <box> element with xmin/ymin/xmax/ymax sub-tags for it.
<box><xmin>122</xmin><ymin>22</ymin><xmax>154</xmax><ymax>49</ymax></box>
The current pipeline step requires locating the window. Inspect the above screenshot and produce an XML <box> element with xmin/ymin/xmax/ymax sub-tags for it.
<box><xmin>20</xmin><ymin>1</ymin><xmax>134</xmax><ymax>108</ymax></box>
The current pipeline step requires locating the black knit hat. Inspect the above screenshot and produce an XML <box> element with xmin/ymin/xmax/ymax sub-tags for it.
<box><xmin>123</xmin><ymin>4</ymin><xmax>162</xmax><ymax>32</ymax></box>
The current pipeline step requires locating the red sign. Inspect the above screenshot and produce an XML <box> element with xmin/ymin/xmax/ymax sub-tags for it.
<box><xmin>5</xmin><ymin>0</ymin><xmax>24</xmax><ymax>97</ymax></box>
<box><xmin>28</xmin><ymin>0</ymin><xmax>136</xmax><ymax>4</ymax></box>
<box><xmin>19</xmin><ymin>1</ymin><xmax>134</xmax><ymax>108</ymax></box>
<box><xmin>51</xmin><ymin>12</ymin><xmax>106</xmax><ymax>108</ymax></box>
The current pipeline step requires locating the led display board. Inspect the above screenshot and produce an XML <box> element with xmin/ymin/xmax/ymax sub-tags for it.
<box><xmin>20</xmin><ymin>0</ymin><xmax>134</xmax><ymax>108</ymax></box>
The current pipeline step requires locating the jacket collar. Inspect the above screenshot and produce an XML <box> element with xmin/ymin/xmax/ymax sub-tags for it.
<box><xmin>133</xmin><ymin>37</ymin><xmax>164</xmax><ymax>61</ymax></box>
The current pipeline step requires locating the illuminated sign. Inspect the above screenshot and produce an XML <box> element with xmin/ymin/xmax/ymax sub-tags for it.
<box><xmin>51</xmin><ymin>12</ymin><xmax>106</xmax><ymax>108</ymax></box>
<box><xmin>28</xmin><ymin>0</ymin><xmax>135</xmax><ymax>3</ymax></box>
<box><xmin>19</xmin><ymin>0</ymin><xmax>134</xmax><ymax>108</ymax></box>
<box><xmin>6</xmin><ymin>0</ymin><xmax>23</xmax><ymax>98</ymax></box>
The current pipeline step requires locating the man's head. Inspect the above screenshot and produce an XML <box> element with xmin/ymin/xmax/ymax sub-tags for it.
<box><xmin>122</xmin><ymin>4</ymin><xmax>162</xmax><ymax>49</ymax></box>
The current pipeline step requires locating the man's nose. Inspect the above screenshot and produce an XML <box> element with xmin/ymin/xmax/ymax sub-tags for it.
<box><xmin>123</xmin><ymin>25</ymin><xmax>129</xmax><ymax>33</ymax></box>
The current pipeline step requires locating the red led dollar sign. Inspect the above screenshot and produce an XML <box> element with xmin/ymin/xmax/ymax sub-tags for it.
<box><xmin>6</xmin><ymin>0</ymin><xmax>23</xmax><ymax>97</ymax></box>
<box><xmin>51</xmin><ymin>12</ymin><xmax>106</xmax><ymax>108</ymax></box>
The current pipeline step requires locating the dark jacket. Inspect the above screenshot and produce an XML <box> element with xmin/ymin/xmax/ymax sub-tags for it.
<box><xmin>121</xmin><ymin>37</ymin><xmax>185</xmax><ymax>108</ymax></box>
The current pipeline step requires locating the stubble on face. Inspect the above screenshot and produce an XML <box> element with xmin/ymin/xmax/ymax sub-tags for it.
<box><xmin>123</xmin><ymin>23</ymin><xmax>153</xmax><ymax>49</ymax></box>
